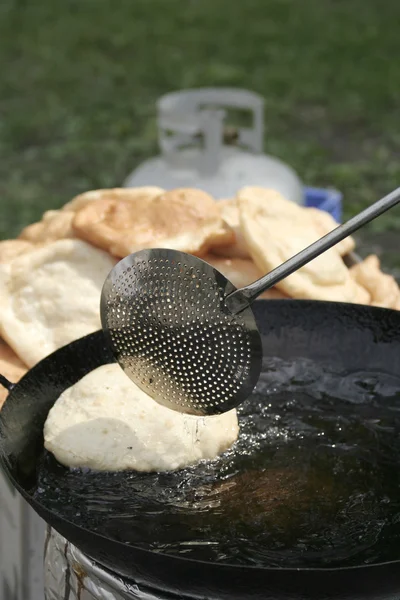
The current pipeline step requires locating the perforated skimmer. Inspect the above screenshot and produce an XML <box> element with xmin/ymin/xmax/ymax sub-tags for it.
<box><xmin>101</xmin><ymin>188</ymin><xmax>400</xmax><ymax>416</ymax></box>
<box><xmin>101</xmin><ymin>249</ymin><xmax>261</xmax><ymax>416</ymax></box>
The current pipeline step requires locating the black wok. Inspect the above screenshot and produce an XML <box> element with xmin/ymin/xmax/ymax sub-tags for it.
<box><xmin>1</xmin><ymin>299</ymin><xmax>400</xmax><ymax>600</ymax></box>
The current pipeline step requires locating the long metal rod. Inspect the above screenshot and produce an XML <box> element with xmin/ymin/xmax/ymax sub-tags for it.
<box><xmin>226</xmin><ymin>187</ymin><xmax>400</xmax><ymax>312</ymax></box>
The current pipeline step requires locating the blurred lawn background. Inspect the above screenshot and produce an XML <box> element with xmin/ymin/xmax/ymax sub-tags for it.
<box><xmin>0</xmin><ymin>0</ymin><xmax>399</xmax><ymax>264</ymax></box>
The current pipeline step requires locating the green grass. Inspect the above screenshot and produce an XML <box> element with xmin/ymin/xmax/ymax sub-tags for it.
<box><xmin>0</xmin><ymin>0</ymin><xmax>399</xmax><ymax>245</ymax></box>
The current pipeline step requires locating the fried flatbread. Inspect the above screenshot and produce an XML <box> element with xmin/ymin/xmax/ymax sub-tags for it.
<box><xmin>17</xmin><ymin>188</ymin><xmax>167</xmax><ymax>247</ymax></box>
<box><xmin>62</xmin><ymin>186</ymin><xmax>165</xmax><ymax>212</ymax></box>
<box><xmin>0</xmin><ymin>239</ymin><xmax>116</xmax><ymax>367</ymax></box>
<box><xmin>44</xmin><ymin>363</ymin><xmax>238</xmax><ymax>472</ymax></box>
<box><xmin>213</xmin><ymin>198</ymin><xmax>251</xmax><ymax>259</ymax></box>
<box><xmin>306</xmin><ymin>207</ymin><xmax>355</xmax><ymax>257</ymax></box>
<box><xmin>18</xmin><ymin>210</ymin><xmax>76</xmax><ymax>243</ymax></box>
<box><xmin>72</xmin><ymin>187</ymin><xmax>234</xmax><ymax>258</ymax></box>
<box><xmin>237</xmin><ymin>187</ymin><xmax>370</xmax><ymax>304</ymax></box>
<box><xmin>214</xmin><ymin>199</ymin><xmax>354</xmax><ymax>260</ymax></box>
<box><xmin>0</xmin><ymin>239</ymin><xmax>35</xmax><ymax>263</ymax></box>
<box><xmin>204</xmin><ymin>254</ymin><xmax>288</xmax><ymax>299</ymax></box>
<box><xmin>350</xmin><ymin>254</ymin><xmax>400</xmax><ymax>309</ymax></box>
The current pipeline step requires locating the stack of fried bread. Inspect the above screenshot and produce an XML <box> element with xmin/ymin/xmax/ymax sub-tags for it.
<box><xmin>0</xmin><ymin>185</ymin><xmax>399</xmax><ymax>409</ymax></box>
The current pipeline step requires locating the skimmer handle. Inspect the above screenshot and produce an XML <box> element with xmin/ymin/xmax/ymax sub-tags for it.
<box><xmin>226</xmin><ymin>187</ymin><xmax>400</xmax><ymax>314</ymax></box>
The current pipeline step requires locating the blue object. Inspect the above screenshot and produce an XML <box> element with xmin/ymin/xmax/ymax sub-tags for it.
<box><xmin>304</xmin><ymin>186</ymin><xmax>343</xmax><ymax>223</ymax></box>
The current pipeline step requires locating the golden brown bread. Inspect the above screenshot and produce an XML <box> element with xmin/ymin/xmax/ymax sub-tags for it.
<box><xmin>213</xmin><ymin>198</ymin><xmax>251</xmax><ymax>259</ymax></box>
<box><xmin>17</xmin><ymin>188</ymin><xmax>167</xmax><ymax>247</ymax></box>
<box><xmin>62</xmin><ymin>186</ymin><xmax>165</xmax><ymax>212</ymax></box>
<box><xmin>237</xmin><ymin>186</ymin><xmax>370</xmax><ymax>304</ymax></box>
<box><xmin>215</xmin><ymin>199</ymin><xmax>355</xmax><ymax>260</ymax></box>
<box><xmin>306</xmin><ymin>207</ymin><xmax>355</xmax><ymax>257</ymax></box>
<box><xmin>350</xmin><ymin>255</ymin><xmax>400</xmax><ymax>309</ymax></box>
<box><xmin>18</xmin><ymin>210</ymin><xmax>76</xmax><ymax>244</ymax></box>
<box><xmin>203</xmin><ymin>254</ymin><xmax>289</xmax><ymax>299</ymax></box>
<box><xmin>72</xmin><ymin>187</ymin><xmax>234</xmax><ymax>258</ymax></box>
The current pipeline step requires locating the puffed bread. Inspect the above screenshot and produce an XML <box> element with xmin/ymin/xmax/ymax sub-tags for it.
<box><xmin>17</xmin><ymin>188</ymin><xmax>167</xmax><ymax>246</ymax></box>
<box><xmin>62</xmin><ymin>186</ymin><xmax>165</xmax><ymax>212</ymax></box>
<box><xmin>0</xmin><ymin>239</ymin><xmax>116</xmax><ymax>367</ymax></box>
<box><xmin>350</xmin><ymin>255</ymin><xmax>400</xmax><ymax>309</ymax></box>
<box><xmin>203</xmin><ymin>254</ymin><xmax>288</xmax><ymax>299</ymax></box>
<box><xmin>44</xmin><ymin>363</ymin><xmax>238</xmax><ymax>472</ymax></box>
<box><xmin>72</xmin><ymin>187</ymin><xmax>234</xmax><ymax>258</ymax></box>
<box><xmin>18</xmin><ymin>210</ymin><xmax>76</xmax><ymax>243</ymax></box>
<box><xmin>213</xmin><ymin>198</ymin><xmax>251</xmax><ymax>259</ymax></box>
<box><xmin>214</xmin><ymin>199</ymin><xmax>355</xmax><ymax>260</ymax></box>
<box><xmin>0</xmin><ymin>239</ymin><xmax>36</xmax><ymax>263</ymax></box>
<box><xmin>306</xmin><ymin>207</ymin><xmax>355</xmax><ymax>257</ymax></box>
<box><xmin>237</xmin><ymin>187</ymin><xmax>370</xmax><ymax>304</ymax></box>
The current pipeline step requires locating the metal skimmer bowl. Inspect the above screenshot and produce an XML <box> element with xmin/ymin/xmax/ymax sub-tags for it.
<box><xmin>100</xmin><ymin>249</ymin><xmax>262</xmax><ymax>416</ymax></box>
